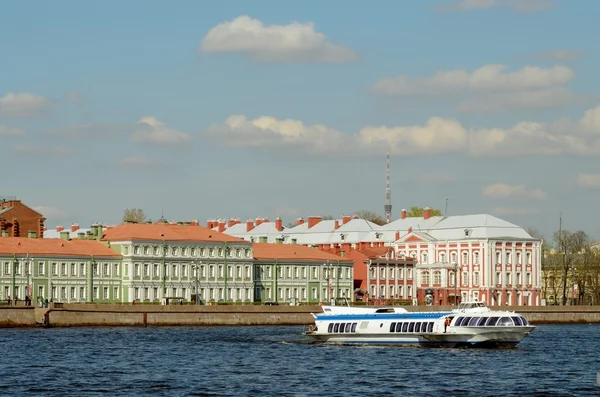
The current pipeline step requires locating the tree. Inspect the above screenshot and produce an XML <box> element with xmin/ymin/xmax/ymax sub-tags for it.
<box><xmin>321</xmin><ymin>215</ymin><xmax>335</xmax><ymax>220</ymax></box>
<box><xmin>123</xmin><ymin>208</ymin><xmax>148</xmax><ymax>224</ymax></box>
<box><xmin>354</xmin><ymin>210</ymin><xmax>386</xmax><ymax>226</ymax></box>
<box><xmin>406</xmin><ymin>206</ymin><xmax>443</xmax><ymax>217</ymax></box>
<box><xmin>554</xmin><ymin>229</ymin><xmax>589</xmax><ymax>305</ymax></box>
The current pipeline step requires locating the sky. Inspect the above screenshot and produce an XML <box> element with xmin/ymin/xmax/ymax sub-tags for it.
<box><xmin>1</xmin><ymin>0</ymin><xmax>599</xmax><ymax>241</ymax></box>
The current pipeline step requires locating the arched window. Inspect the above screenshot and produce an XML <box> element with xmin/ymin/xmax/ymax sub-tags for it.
<box><xmin>462</xmin><ymin>252</ymin><xmax>468</xmax><ymax>264</ymax></box>
<box><xmin>421</xmin><ymin>271</ymin><xmax>430</xmax><ymax>285</ymax></box>
<box><xmin>433</xmin><ymin>271</ymin><xmax>441</xmax><ymax>284</ymax></box>
<box><xmin>451</xmin><ymin>252</ymin><xmax>457</xmax><ymax>263</ymax></box>
<box><xmin>421</xmin><ymin>252</ymin><xmax>428</xmax><ymax>264</ymax></box>
<box><xmin>440</xmin><ymin>252</ymin><xmax>446</xmax><ymax>263</ymax></box>
<box><xmin>474</xmin><ymin>252</ymin><xmax>480</xmax><ymax>264</ymax></box>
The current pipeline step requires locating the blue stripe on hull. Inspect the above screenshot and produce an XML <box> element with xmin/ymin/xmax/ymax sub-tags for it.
<box><xmin>315</xmin><ymin>312</ymin><xmax>452</xmax><ymax>321</ymax></box>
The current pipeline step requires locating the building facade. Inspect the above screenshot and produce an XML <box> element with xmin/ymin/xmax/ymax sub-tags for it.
<box><xmin>0</xmin><ymin>197</ymin><xmax>45</xmax><ymax>238</ymax></box>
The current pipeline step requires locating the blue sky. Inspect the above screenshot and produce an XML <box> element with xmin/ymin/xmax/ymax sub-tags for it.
<box><xmin>1</xmin><ymin>0</ymin><xmax>599</xmax><ymax>240</ymax></box>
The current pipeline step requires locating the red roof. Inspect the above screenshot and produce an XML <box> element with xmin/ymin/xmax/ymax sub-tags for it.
<box><xmin>102</xmin><ymin>223</ymin><xmax>245</xmax><ymax>243</ymax></box>
<box><xmin>253</xmin><ymin>243</ymin><xmax>352</xmax><ymax>262</ymax></box>
<box><xmin>0</xmin><ymin>237</ymin><xmax>121</xmax><ymax>258</ymax></box>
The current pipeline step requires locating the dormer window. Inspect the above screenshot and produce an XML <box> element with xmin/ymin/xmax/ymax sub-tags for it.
<box><xmin>340</xmin><ymin>234</ymin><xmax>346</xmax><ymax>241</ymax></box>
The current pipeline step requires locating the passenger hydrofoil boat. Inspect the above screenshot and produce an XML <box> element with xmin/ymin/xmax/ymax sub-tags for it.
<box><xmin>305</xmin><ymin>301</ymin><xmax>535</xmax><ymax>348</ymax></box>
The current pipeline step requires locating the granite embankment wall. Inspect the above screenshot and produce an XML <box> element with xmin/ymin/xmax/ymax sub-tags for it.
<box><xmin>2</xmin><ymin>304</ymin><xmax>600</xmax><ymax>327</ymax></box>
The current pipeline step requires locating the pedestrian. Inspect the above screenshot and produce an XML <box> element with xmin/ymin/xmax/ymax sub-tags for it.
<box><xmin>7</xmin><ymin>295</ymin><xmax>11</xmax><ymax>306</ymax></box>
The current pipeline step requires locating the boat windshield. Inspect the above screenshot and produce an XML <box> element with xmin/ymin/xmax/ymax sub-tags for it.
<box><xmin>458</xmin><ymin>302</ymin><xmax>487</xmax><ymax>310</ymax></box>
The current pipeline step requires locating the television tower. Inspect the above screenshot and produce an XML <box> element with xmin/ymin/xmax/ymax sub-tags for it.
<box><xmin>384</xmin><ymin>153</ymin><xmax>392</xmax><ymax>223</ymax></box>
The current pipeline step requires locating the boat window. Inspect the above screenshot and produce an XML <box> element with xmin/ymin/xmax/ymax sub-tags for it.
<box><xmin>520</xmin><ymin>316</ymin><xmax>529</xmax><ymax>326</ymax></box>
<box><xmin>328</xmin><ymin>323</ymin><xmax>333</xmax><ymax>333</ymax></box>
<box><xmin>390</xmin><ymin>322</ymin><xmax>396</xmax><ymax>332</ymax></box>
<box><xmin>408</xmin><ymin>322</ymin><xmax>415</xmax><ymax>332</ymax></box>
<box><xmin>334</xmin><ymin>323</ymin><xmax>339</xmax><ymax>333</ymax></box>
<box><xmin>427</xmin><ymin>322</ymin><xmax>434</xmax><ymax>332</ymax></box>
<box><xmin>415</xmin><ymin>322</ymin><xmax>421</xmax><ymax>332</ymax></box>
<box><xmin>511</xmin><ymin>316</ymin><xmax>523</xmax><ymax>326</ymax></box>
<box><xmin>455</xmin><ymin>317</ymin><xmax>465</xmax><ymax>326</ymax></box>
<box><xmin>485</xmin><ymin>317</ymin><xmax>499</xmax><ymax>326</ymax></box>
<box><xmin>402</xmin><ymin>322</ymin><xmax>409</xmax><ymax>333</ymax></box>
<box><xmin>395</xmin><ymin>322</ymin><xmax>402</xmax><ymax>332</ymax></box>
<box><xmin>477</xmin><ymin>317</ymin><xmax>488</xmax><ymax>326</ymax></box>
<box><xmin>458</xmin><ymin>317</ymin><xmax>471</xmax><ymax>326</ymax></box>
<box><xmin>351</xmin><ymin>323</ymin><xmax>357</xmax><ymax>333</ymax></box>
<box><xmin>421</xmin><ymin>323</ymin><xmax>428</xmax><ymax>332</ymax></box>
<box><xmin>498</xmin><ymin>317</ymin><xmax>514</xmax><ymax>326</ymax></box>
<box><xmin>467</xmin><ymin>317</ymin><xmax>480</xmax><ymax>326</ymax></box>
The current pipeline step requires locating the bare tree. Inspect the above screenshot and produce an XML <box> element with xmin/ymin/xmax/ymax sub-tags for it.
<box><xmin>406</xmin><ymin>206</ymin><xmax>443</xmax><ymax>217</ymax></box>
<box><xmin>321</xmin><ymin>215</ymin><xmax>335</xmax><ymax>220</ymax></box>
<box><xmin>554</xmin><ymin>230</ymin><xmax>589</xmax><ymax>305</ymax></box>
<box><xmin>123</xmin><ymin>208</ymin><xmax>148</xmax><ymax>224</ymax></box>
<box><xmin>354</xmin><ymin>210</ymin><xmax>386</xmax><ymax>226</ymax></box>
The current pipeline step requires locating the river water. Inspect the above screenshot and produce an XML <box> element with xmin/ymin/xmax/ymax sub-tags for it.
<box><xmin>0</xmin><ymin>324</ymin><xmax>598</xmax><ymax>396</ymax></box>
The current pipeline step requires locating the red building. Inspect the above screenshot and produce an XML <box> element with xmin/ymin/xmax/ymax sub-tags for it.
<box><xmin>0</xmin><ymin>197</ymin><xmax>45</xmax><ymax>238</ymax></box>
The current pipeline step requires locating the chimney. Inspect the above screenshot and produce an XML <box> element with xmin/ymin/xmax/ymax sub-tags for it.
<box><xmin>56</xmin><ymin>225</ymin><xmax>64</xmax><ymax>232</ymax></box>
<box><xmin>408</xmin><ymin>226</ymin><xmax>412</xmax><ymax>234</ymax></box>
<box><xmin>218</xmin><ymin>220</ymin><xmax>225</xmax><ymax>233</ymax></box>
<box><xmin>28</xmin><ymin>230</ymin><xmax>37</xmax><ymax>239</ymax></box>
<box><xmin>291</xmin><ymin>238</ymin><xmax>297</xmax><ymax>245</ymax></box>
<box><xmin>59</xmin><ymin>231</ymin><xmax>70</xmax><ymax>240</ymax></box>
<box><xmin>342</xmin><ymin>215</ymin><xmax>351</xmax><ymax>225</ymax></box>
<box><xmin>275</xmin><ymin>217</ymin><xmax>283</xmax><ymax>232</ymax></box>
<box><xmin>307</xmin><ymin>216</ymin><xmax>322</xmax><ymax>229</ymax></box>
<box><xmin>334</xmin><ymin>220</ymin><xmax>340</xmax><ymax>229</ymax></box>
<box><xmin>401</xmin><ymin>209</ymin><xmax>407</xmax><ymax>219</ymax></box>
<box><xmin>296</xmin><ymin>217</ymin><xmax>304</xmax><ymax>226</ymax></box>
<box><xmin>191</xmin><ymin>220</ymin><xmax>200</xmax><ymax>226</ymax></box>
<box><xmin>78</xmin><ymin>232</ymin><xmax>85</xmax><ymax>240</ymax></box>
<box><xmin>1</xmin><ymin>230</ymin><xmax>8</xmax><ymax>237</ymax></box>
<box><xmin>246</xmin><ymin>219</ymin><xmax>254</xmax><ymax>232</ymax></box>
<box><xmin>424</xmin><ymin>207</ymin><xmax>431</xmax><ymax>220</ymax></box>
<box><xmin>255</xmin><ymin>217</ymin><xmax>263</xmax><ymax>227</ymax></box>
<box><xmin>395</xmin><ymin>231</ymin><xmax>400</xmax><ymax>241</ymax></box>
<box><xmin>71</xmin><ymin>223</ymin><xmax>80</xmax><ymax>232</ymax></box>
<box><xmin>227</xmin><ymin>218</ymin><xmax>236</xmax><ymax>228</ymax></box>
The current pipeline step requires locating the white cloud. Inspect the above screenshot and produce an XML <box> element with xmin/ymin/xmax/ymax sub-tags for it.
<box><xmin>458</xmin><ymin>86</ymin><xmax>578</xmax><ymax>112</ymax></box>
<box><xmin>11</xmin><ymin>145</ymin><xmax>71</xmax><ymax>156</ymax></box>
<box><xmin>437</xmin><ymin>0</ymin><xmax>556</xmax><ymax>12</ymax></box>
<box><xmin>0</xmin><ymin>124</ymin><xmax>26</xmax><ymax>137</ymax></box>
<box><xmin>120</xmin><ymin>156</ymin><xmax>163</xmax><ymax>168</ymax></box>
<box><xmin>200</xmin><ymin>15</ymin><xmax>356</xmax><ymax>62</ymax></box>
<box><xmin>373</xmin><ymin>64</ymin><xmax>573</xmax><ymax>96</ymax></box>
<box><xmin>32</xmin><ymin>206</ymin><xmax>68</xmax><ymax>220</ymax></box>
<box><xmin>533</xmin><ymin>49</ymin><xmax>585</xmax><ymax>61</ymax></box>
<box><xmin>492</xmin><ymin>207</ymin><xmax>538</xmax><ymax>216</ymax></box>
<box><xmin>482</xmin><ymin>183</ymin><xmax>547</xmax><ymax>201</ymax></box>
<box><xmin>133</xmin><ymin>117</ymin><xmax>190</xmax><ymax>144</ymax></box>
<box><xmin>206</xmin><ymin>115</ymin><xmax>467</xmax><ymax>156</ymax></box>
<box><xmin>0</xmin><ymin>92</ymin><xmax>52</xmax><ymax>117</ymax></box>
<box><xmin>469</xmin><ymin>104</ymin><xmax>600</xmax><ymax>156</ymax></box>
<box><xmin>576</xmin><ymin>174</ymin><xmax>600</xmax><ymax>188</ymax></box>
<box><xmin>418</xmin><ymin>174</ymin><xmax>455</xmax><ymax>183</ymax></box>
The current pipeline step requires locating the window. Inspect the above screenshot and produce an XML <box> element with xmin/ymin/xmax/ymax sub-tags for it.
<box><xmin>124</xmin><ymin>246</ymin><xmax>130</xmax><ymax>255</ymax></box>
<box><xmin>495</xmin><ymin>272</ymin><xmax>501</xmax><ymax>285</ymax></box>
<box><xmin>191</xmin><ymin>248</ymin><xmax>196</xmax><ymax>256</ymax></box>
<box><xmin>38</xmin><ymin>286</ymin><xmax>44</xmax><ymax>299</ymax></box>
<box><xmin>210</xmin><ymin>265</ymin><xmax>215</xmax><ymax>277</ymax></box>
<box><xmin>104</xmin><ymin>263</ymin><xmax>109</xmax><ymax>276</ymax></box>
<box><xmin>407</xmin><ymin>268</ymin><xmax>413</xmax><ymax>280</ymax></box>
<box><xmin>526</xmin><ymin>272</ymin><xmax>532</xmax><ymax>285</ymax></box>
<box><xmin>144</xmin><ymin>264</ymin><xmax>149</xmax><ymax>277</ymax></box>
<box><xmin>516</xmin><ymin>272</ymin><xmax>522</xmax><ymax>285</ymax></box>
<box><xmin>182</xmin><ymin>265</ymin><xmax>187</xmax><ymax>277</ymax></box>
<box><xmin>201</xmin><ymin>265</ymin><xmax>206</xmax><ymax>277</ymax></box>
<box><xmin>94</xmin><ymin>287</ymin><xmax>99</xmax><ymax>299</ymax></box>
<box><xmin>113</xmin><ymin>287</ymin><xmax>119</xmax><ymax>300</ymax></box>
<box><xmin>134</xmin><ymin>246</ymin><xmax>140</xmax><ymax>255</ymax></box>
<box><xmin>451</xmin><ymin>252</ymin><xmax>457</xmax><ymax>263</ymax></box>
<box><xmin>38</xmin><ymin>262</ymin><xmax>45</xmax><ymax>275</ymax></box>
<box><xmin>474</xmin><ymin>252</ymin><xmax>480</xmax><ymax>265</ymax></box>
<box><xmin>114</xmin><ymin>263</ymin><xmax>119</xmax><ymax>276</ymax></box>
<box><xmin>237</xmin><ymin>266</ymin><xmax>242</xmax><ymax>278</ymax></box>
<box><xmin>71</xmin><ymin>287</ymin><xmax>76</xmax><ymax>300</ymax></box>
<box><xmin>370</xmin><ymin>267</ymin><xmax>376</xmax><ymax>279</ymax></box>
<box><xmin>380</xmin><ymin>267</ymin><xmax>386</xmax><ymax>280</ymax></box>
<box><xmin>449</xmin><ymin>271</ymin><xmax>455</xmax><ymax>287</ymax></box>
<box><xmin>103</xmin><ymin>287</ymin><xmax>108</xmax><ymax>300</ymax></box>
<box><xmin>60</xmin><ymin>263</ymin><xmax>66</xmax><ymax>276</ymax></box>
<box><xmin>153</xmin><ymin>246</ymin><xmax>160</xmax><ymax>256</ymax></box>
<box><xmin>144</xmin><ymin>287</ymin><xmax>149</xmax><ymax>300</ymax></box>
<box><xmin>182</xmin><ymin>248</ymin><xmax>188</xmax><ymax>256</ymax></box>
<box><xmin>496</xmin><ymin>252</ymin><xmax>501</xmax><ymax>264</ymax></box>
<box><xmin>71</xmin><ymin>263</ymin><xmax>76</xmax><ymax>276</ymax></box>
<box><xmin>245</xmin><ymin>266</ymin><xmax>251</xmax><ymax>278</ymax></box>
<box><xmin>134</xmin><ymin>287</ymin><xmax>140</xmax><ymax>300</ymax></box>
<box><xmin>421</xmin><ymin>252</ymin><xmax>428</xmax><ymax>264</ymax></box>
<box><xmin>134</xmin><ymin>264</ymin><xmax>140</xmax><ymax>277</ymax></box>
<box><xmin>294</xmin><ymin>267</ymin><xmax>299</xmax><ymax>278</ymax></box>
<box><xmin>80</xmin><ymin>263</ymin><xmax>86</xmax><ymax>276</ymax></box>
<box><xmin>286</xmin><ymin>267</ymin><xmax>291</xmax><ymax>278</ymax></box>
<box><xmin>462</xmin><ymin>252</ymin><xmax>468</xmax><ymax>264</ymax></box>
<box><xmin>398</xmin><ymin>268</ymin><xmax>403</xmax><ymax>280</ymax></box>
<box><xmin>228</xmin><ymin>266</ymin><xmax>233</xmax><ymax>278</ymax></box>
<box><xmin>303</xmin><ymin>267</ymin><xmax>308</xmax><ymax>279</ymax></box>
<box><xmin>505</xmin><ymin>272</ymin><xmax>511</xmax><ymax>285</ymax></box>
<box><xmin>440</xmin><ymin>252</ymin><xmax>446</xmax><ymax>263</ymax></box>
<box><xmin>389</xmin><ymin>268</ymin><xmax>394</xmax><ymax>280</ymax></box>
<box><xmin>172</xmin><ymin>247</ymin><xmax>178</xmax><ymax>256</ymax></box>
<box><xmin>516</xmin><ymin>252</ymin><xmax>522</xmax><ymax>264</ymax></box>
<box><xmin>407</xmin><ymin>285</ymin><xmax>412</xmax><ymax>297</ymax></box>
<box><xmin>421</xmin><ymin>271</ymin><xmax>430</xmax><ymax>285</ymax></box>
<box><xmin>473</xmin><ymin>271</ymin><xmax>480</xmax><ymax>285</ymax></box>
<box><xmin>52</xmin><ymin>263</ymin><xmax>57</xmax><ymax>275</ymax></box>
<box><xmin>200</xmin><ymin>248</ymin><xmax>206</xmax><ymax>257</ymax></box>
<box><xmin>462</xmin><ymin>271</ymin><xmax>468</xmax><ymax>286</ymax></box>
<box><xmin>172</xmin><ymin>264</ymin><xmax>178</xmax><ymax>277</ymax></box>
<box><xmin>527</xmin><ymin>252</ymin><xmax>532</xmax><ymax>265</ymax></box>
<box><xmin>80</xmin><ymin>287</ymin><xmax>85</xmax><ymax>300</ymax></box>
<box><xmin>153</xmin><ymin>264</ymin><xmax>159</xmax><ymax>277</ymax></box>
<box><xmin>433</xmin><ymin>271</ymin><xmax>441</xmax><ymax>285</ymax></box>
<box><xmin>93</xmin><ymin>263</ymin><xmax>99</xmax><ymax>276</ymax></box>
<box><xmin>153</xmin><ymin>287</ymin><xmax>159</xmax><ymax>300</ymax></box>
<box><xmin>505</xmin><ymin>252</ymin><xmax>511</xmax><ymax>264</ymax></box>
<box><xmin>144</xmin><ymin>246</ymin><xmax>150</xmax><ymax>255</ymax></box>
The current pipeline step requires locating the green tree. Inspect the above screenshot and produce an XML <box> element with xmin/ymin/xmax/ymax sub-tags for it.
<box><xmin>354</xmin><ymin>210</ymin><xmax>386</xmax><ymax>226</ymax></box>
<box><xmin>123</xmin><ymin>208</ymin><xmax>148</xmax><ymax>224</ymax></box>
<box><xmin>406</xmin><ymin>206</ymin><xmax>443</xmax><ymax>217</ymax></box>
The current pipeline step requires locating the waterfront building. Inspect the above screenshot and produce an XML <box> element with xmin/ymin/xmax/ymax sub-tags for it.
<box><xmin>101</xmin><ymin>223</ymin><xmax>255</xmax><ymax>304</ymax></box>
<box><xmin>0</xmin><ymin>235</ymin><xmax>121</xmax><ymax>304</ymax></box>
<box><xmin>0</xmin><ymin>197</ymin><xmax>45</xmax><ymax>238</ymax></box>
<box><xmin>214</xmin><ymin>208</ymin><xmax>542</xmax><ymax>306</ymax></box>
<box><xmin>252</xmin><ymin>243</ymin><xmax>353</xmax><ymax>304</ymax></box>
